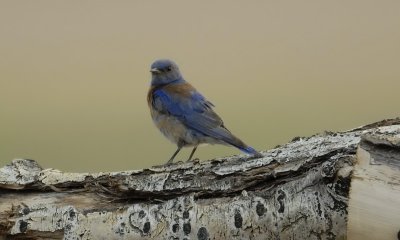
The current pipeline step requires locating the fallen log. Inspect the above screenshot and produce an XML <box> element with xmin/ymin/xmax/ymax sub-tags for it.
<box><xmin>0</xmin><ymin>118</ymin><xmax>399</xmax><ymax>239</ymax></box>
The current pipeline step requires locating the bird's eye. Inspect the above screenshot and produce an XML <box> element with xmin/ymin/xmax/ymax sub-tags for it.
<box><xmin>166</xmin><ymin>66</ymin><xmax>172</xmax><ymax>72</ymax></box>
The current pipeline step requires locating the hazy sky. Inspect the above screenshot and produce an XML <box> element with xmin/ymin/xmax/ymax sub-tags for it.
<box><xmin>1</xmin><ymin>1</ymin><xmax>399</xmax><ymax>172</ymax></box>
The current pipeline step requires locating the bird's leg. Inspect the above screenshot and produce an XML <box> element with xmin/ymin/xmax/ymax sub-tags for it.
<box><xmin>167</xmin><ymin>146</ymin><xmax>182</xmax><ymax>164</ymax></box>
<box><xmin>187</xmin><ymin>146</ymin><xmax>198</xmax><ymax>161</ymax></box>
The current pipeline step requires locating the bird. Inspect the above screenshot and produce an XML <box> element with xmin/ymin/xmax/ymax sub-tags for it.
<box><xmin>147</xmin><ymin>59</ymin><xmax>262</xmax><ymax>164</ymax></box>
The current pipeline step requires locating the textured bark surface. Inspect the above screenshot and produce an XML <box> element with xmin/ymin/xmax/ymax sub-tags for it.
<box><xmin>0</xmin><ymin>119</ymin><xmax>399</xmax><ymax>239</ymax></box>
<box><xmin>347</xmin><ymin>127</ymin><xmax>400</xmax><ymax>240</ymax></box>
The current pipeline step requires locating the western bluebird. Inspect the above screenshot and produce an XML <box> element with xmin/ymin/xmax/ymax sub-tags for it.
<box><xmin>147</xmin><ymin>59</ymin><xmax>262</xmax><ymax>164</ymax></box>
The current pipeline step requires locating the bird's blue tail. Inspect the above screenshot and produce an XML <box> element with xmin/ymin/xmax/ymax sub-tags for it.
<box><xmin>239</xmin><ymin>146</ymin><xmax>263</xmax><ymax>158</ymax></box>
<box><xmin>213</xmin><ymin>128</ymin><xmax>263</xmax><ymax>158</ymax></box>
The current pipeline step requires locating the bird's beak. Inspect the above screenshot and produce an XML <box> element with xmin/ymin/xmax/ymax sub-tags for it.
<box><xmin>150</xmin><ymin>68</ymin><xmax>161</xmax><ymax>74</ymax></box>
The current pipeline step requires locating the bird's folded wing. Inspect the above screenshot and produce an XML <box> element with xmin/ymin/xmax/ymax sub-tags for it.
<box><xmin>151</xmin><ymin>84</ymin><xmax>236</xmax><ymax>144</ymax></box>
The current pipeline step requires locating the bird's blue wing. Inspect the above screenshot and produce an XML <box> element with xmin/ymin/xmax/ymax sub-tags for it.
<box><xmin>151</xmin><ymin>84</ymin><xmax>230</xmax><ymax>140</ymax></box>
<box><xmin>152</xmin><ymin>87</ymin><xmax>220</xmax><ymax>125</ymax></box>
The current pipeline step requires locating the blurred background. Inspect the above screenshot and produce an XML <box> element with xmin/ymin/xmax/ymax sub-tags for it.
<box><xmin>1</xmin><ymin>1</ymin><xmax>399</xmax><ymax>172</ymax></box>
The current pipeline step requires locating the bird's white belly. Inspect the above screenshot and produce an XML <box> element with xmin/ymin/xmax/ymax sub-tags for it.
<box><xmin>152</xmin><ymin>113</ymin><xmax>195</xmax><ymax>145</ymax></box>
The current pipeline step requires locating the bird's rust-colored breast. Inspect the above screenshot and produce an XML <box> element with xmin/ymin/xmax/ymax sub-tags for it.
<box><xmin>147</xmin><ymin>85</ymin><xmax>157</xmax><ymax>108</ymax></box>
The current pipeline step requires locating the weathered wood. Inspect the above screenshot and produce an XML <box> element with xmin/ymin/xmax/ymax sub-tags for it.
<box><xmin>347</xmin><ymin>127</ymin><xmax>400</xmax><ymax>240</ymax></box>
<box><xmin>0</xmin><ymin>119</ymin><xmax>399</xmax><ymax>239</ymax></box>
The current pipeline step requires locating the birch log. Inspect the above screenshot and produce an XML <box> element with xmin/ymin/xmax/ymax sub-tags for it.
<box><xmin>0</xmin><ymin>119</ymin><xmax>399</xmax><ymax>240</ymax></box>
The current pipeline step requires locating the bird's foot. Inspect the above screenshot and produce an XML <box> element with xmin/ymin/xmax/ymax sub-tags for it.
<box><xmin>187</xmin><ymin>158</ymin><xmax>200</xmax><ymax>163</ymax></box>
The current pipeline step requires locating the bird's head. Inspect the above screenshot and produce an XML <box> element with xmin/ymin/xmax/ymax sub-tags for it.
<box><xmin>150</xmin><ymin>59</ymin><xmax>183</xmax><ymax>86</ymax></box>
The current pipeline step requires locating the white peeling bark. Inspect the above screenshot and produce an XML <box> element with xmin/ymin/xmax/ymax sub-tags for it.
<box><xmin>0</xmin><ymin>119</ymin><xmax>399</xmax><ymax>240</ymax></box>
